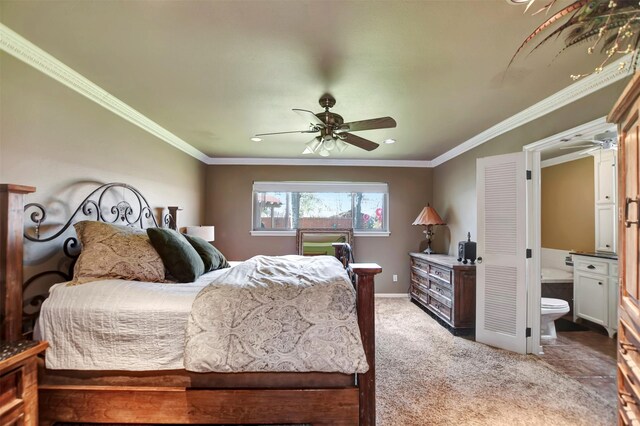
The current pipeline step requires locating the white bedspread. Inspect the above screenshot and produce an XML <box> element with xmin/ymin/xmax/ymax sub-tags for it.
<box><xmin>36</xmin><ymin>264</ymin><xmax>240</xmax><ymax>370</ymax></box>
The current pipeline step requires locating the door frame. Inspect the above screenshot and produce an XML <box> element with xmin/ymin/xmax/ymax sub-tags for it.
<box><xmin>522</xmin><ymin>116</ymin><xmax>615</xmax><ymax>355</ymax></box>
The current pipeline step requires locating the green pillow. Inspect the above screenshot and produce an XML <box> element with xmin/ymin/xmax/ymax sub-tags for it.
<box><xmin>146</xmin><ymin>228</ymin><xmax>205</xmax><ymax>282</ymax></box>
<box><xmin>182</xmin><ymin>233</ymin><xmax>230</xmax><ymax>272</ymax></box>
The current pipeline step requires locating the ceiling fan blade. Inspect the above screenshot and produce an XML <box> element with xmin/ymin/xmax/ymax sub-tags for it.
<box><xmin>338</xmin><ymin>116</ymin><xmax>396</xmax><ymax>133</ymax></box>
<box><xmin>292</xmin><ymin>109</ymin><xmax>326</xmax><ymax>127</ymax></box>
<box><xmin>341</xmin><ymin>133</ymin><xmax>379</xmax><ymax>151</ymax></box>
<box><xmin>255</xmin><ymin>129</ymin><xmax>318</xmax><ymax>137</ymax></box>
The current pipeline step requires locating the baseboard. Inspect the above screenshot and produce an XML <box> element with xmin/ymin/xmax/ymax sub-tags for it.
<box><xmin>375</xmin><ymin>293</ymin><xmax>410</xmax><ymax>298</ymax></box>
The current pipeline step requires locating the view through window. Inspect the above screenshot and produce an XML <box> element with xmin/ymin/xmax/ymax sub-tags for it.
<box><xmin>252</xmin><ymin>182</ymin><xmax>389</xmax><ymax>234</ymax></box>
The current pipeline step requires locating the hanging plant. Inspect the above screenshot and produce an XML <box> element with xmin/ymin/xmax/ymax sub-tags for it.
<box><xmin>509</xmin><ymin>0</ymin><xmax>640</xmax><ymax>79</ymax></box>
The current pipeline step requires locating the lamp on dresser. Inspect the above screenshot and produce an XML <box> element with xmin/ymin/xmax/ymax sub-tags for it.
<box><xmin>412</xmin><ymin>204</ymin><xmax>446</xmax><ymax>254</ymax></box>
<box><xmin>185</xmin><ymin>226</ymin><xmax>215</xmax><ymax>242</ymax></box>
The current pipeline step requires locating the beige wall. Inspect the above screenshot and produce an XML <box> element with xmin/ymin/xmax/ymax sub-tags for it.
<box><xmin>205</xmin><ymin>165</ymin><xmax>432</xmax><ymax>293</ymax></box>
<box><xmin>541</xmin><ymin>157</ymin><xmax>595</xmax><ymax>251</ymax></box>
<box><xmin>432</xmin><ymin>80</ymin><xmax>628</xmax><ymax>255</ymax></box>
<box><xmin>0</xmin><ymin>53</ymin><xmax>207</xmax><ymax>275</ymax></box>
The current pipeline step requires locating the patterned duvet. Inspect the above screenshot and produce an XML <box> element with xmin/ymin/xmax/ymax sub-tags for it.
<box><xmin>184</xmin><ymin>255</ymin><xmax>368</xmax><ymax>374</ymax></box>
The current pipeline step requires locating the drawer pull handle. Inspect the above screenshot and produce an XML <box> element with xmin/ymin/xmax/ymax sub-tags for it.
<box><xmin>598</xmin><ymin>282</ymin><xmax>603</xmax><ymax>286</ymax></box>
<box><xmin>606</xmin><ymin>244</ymin><xmax>611</xmax><ymax>248</ymax></box>
<box><xmin>620</xmin><ymin>342</ymin><xmax>638</xmax><ymax>354</ymax></box>
<box><xmin>606</xmin><ymin>195</ymin><xmax>610</xmax><ymax>199</ymax></box>
<box><xmin>620</xmin><ymin>391</ymin><xmax>637</xmax><ymax>406</ymax></box>
<box><xmin>587</xmin><ymin>265</ymin><xmax>596</xmax><ymax>270</ymax></box>
<box><xmin>625</xmin><ymin>196</ymin><xmax>640</xmax><ymax>228</ymax></box>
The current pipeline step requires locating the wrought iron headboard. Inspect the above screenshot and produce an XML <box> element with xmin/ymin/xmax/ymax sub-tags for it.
<box><xmin>22</xmin><ymin>182</ymin><xmax>178</xmax><ymax>336</ymax></box>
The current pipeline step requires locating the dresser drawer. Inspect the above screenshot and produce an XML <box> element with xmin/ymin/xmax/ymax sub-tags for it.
<box><xmin>411</xmin><ymin>257</ymin><xmax>429</xmax><ymax>272</ymax></box>
<box><xmin>428</xmin><ymin>296</ymin><xmax>451</xmax><ymax>321</ymax></box>
<box><xmin>411</xmin><ymin>282</ymin><xmax>430</xmax><ymax>306</ymax></box>
<box><xmin>428</xmin><ymin>278</ymin><xmax>452</xmax><ymax>301</ymax></box>
<box><xmin>574</xmin><ymin>258</ymin><xmax>609</xmax><ymax>275</ymax></box>
<box><xmin>411</xmin><ymin>266</ymin><xmax>430</xmax><ymax>287</ymax></box>
<box><xmin>429</xmin><ymin>264</ymin><xmax>452</xmax><ymax>285</ymax></box>
<box><xmin>619</xmin><ymin>368</ymin><xmax>640</xmax><ymax>426</ymax></box>
<box><xmin>0</xmin><ymin>366</ymin><xmax>24</xmax><ymax>422</ymax></box>
<box><xmin>619</xmin><ymin>351</ymin><xmax>640</xmax><ymax>426</ymax></box>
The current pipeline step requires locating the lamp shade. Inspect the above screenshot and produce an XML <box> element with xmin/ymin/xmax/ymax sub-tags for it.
<box><xmin>412</xmin><ymin>205</ymin><xmax>446</xmax><ymax>226</ymax></box>
<box><xmin>185</xmin><ymin>226</ymin><xmax>215</xmax><ymax>242</ymax></box>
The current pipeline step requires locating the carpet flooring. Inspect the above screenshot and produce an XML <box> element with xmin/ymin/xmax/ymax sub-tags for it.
<box><xmin>376</xmin><ymin>298</ymin><xmax>616</xmax><ymax>425</ymax></box>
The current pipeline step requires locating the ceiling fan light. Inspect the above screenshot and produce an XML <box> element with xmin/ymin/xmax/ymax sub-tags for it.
<box><xmin>319</xmin><ymin>148</ymin><xmax>330</xmax><ymax>157</ymax></box>
<box><xmin>306</xmin><ymin>138</ymin><xmax>321</xmax><ymax>152</ymax></box>
<box><xmin>324</xmin><ymin>137</ymin><xmax>336</xmax><ymax>151</ymax></box>
<box><xmin>336</xmin><ymin>139</ymin><xmax>348</xmax><ymax>152</ymax></box>
<box><xmin>302</xmin><ymin>147</ymin><xmax>314</xmax><ymax>155</ymax></box>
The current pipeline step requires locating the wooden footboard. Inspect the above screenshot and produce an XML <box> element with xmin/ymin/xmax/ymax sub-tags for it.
<box><xmin>0</xmin><ymin>183</ymin><xmax>381</xmax><ymax>425</ymax></box>
<box><xmin>37</xmin><ymin>265</ymin><xmax>380</xmax><ymax>425</ymax></box>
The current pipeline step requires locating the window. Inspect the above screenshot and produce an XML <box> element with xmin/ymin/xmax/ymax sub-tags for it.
<box><xmin>251</xmin><ymin>182</ymin><xmax>389</xmax><ymax>236</ymax></box>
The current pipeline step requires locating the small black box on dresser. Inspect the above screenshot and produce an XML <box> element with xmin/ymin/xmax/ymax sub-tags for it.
<box><xmin>409</xmin><ymin>253</ymin><xmax>477</xmax><ymax>336</ymax></box>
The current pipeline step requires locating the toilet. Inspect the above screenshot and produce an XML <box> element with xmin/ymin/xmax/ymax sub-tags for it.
<box><xmin>540</xmin><ymin>297</ymin><xmax>570</xmax><ymax>339</ymax></box>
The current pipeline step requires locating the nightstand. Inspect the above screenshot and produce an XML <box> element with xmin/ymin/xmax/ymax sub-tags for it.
<box><xmin>0</xmin><ymin>340</ymin><xmax>48</xmax><ymax>425</ymax></box>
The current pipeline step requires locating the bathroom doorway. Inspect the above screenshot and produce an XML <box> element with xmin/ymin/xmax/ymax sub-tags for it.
<box><xmin>523</xmin><ymin>117</ymin><xmax>618</xmax><ymax>400</ymax></box>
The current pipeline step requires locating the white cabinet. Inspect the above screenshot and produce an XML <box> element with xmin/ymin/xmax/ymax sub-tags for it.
<box><xmin>595</xmin><ymin>151</ymin><xmax>616</xmax><ymax>203</ymax></box>
<box><xmin>592</xmin><ymin>150</ymin><xmax>617</xmax><ymax>253</ymax></box>
<box><xmin>595</xmin><ymin>204</ymin><xmax>616</xmax><ymax>252</ymax></box>
<box><xmin>573</xmin><ymin>254</ymin><xmax>618</xmax><ymax>337</ymax></box>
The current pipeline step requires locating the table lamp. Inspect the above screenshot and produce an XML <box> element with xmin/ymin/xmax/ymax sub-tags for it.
<box><xmin>412</xmin><ymin>205</ymin><xmax>446</xmax><ymax>254</ymax></box>
<box><xmin>185</xmin><ymin>226</ymin><xmax>215</xmax><ymax>242</ymax></box>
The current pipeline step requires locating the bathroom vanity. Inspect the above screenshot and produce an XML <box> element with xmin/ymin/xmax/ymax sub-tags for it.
<box><xmin>571</xmin><ymin>252</ymin><xmax>618</xmax><ymax>338</ymax></box>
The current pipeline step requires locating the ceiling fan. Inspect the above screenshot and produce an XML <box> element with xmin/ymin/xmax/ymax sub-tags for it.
<box><xmin>559</xmin><ymin>131</ymin><xmax>618</xmax><ymax>151</ymax></box>
<box><xmin>254</xmin><ymin>93</ymin><xmax>397</xmax><ymax>157</ymax></box>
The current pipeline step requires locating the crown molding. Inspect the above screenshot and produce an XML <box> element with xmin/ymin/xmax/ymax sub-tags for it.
<box><xmin>523</xmin><ymin>116</ymin><xmax>614</xmax><ymax>151</ymax></box>
<box><xmin>206</xmin><ymin>156</ymin><xmax>432</xmax><ymax>167</ymax></box>
<box><xmin>540</xmin><ymin>148</ymin><xmax>594</xmax><ymax>168</ymax></box>
<box><xmin>0</xmin><ymin>22</ymin><xmax>631</xmax><ymax>168</ymax></box>
<box><xmin>0</xmin><ymin>23</ymin><xmax>210</xmax><ymax>163</ymax></box>
<box><xmin>430</xmin><ymin>54</ymin><xmax>635</xmax><ymax>167</ymax></box>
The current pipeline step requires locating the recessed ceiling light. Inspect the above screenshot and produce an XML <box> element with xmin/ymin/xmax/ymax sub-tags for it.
<box><xmin>251</xmin><ymin>137</ymin><xmax>262</xmax><ymax>142</ymax></box>
<box><xmin>383</xmin><ymin>139</ymin><xmax>396</xmax><ymax>144</ymax></box>
<box><xmin>506</xmin><ymin>0</ymin><xmax>529</xmax><ymax>4</ymax></box>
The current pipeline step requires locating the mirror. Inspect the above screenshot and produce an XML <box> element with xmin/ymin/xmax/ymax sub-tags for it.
<box><xmin>296</xmin><ymin>228</ymin><xmax>353</xmax><ymax>256</ymax></box>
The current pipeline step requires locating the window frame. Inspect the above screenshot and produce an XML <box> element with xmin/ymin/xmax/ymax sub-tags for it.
<box><xmin>250</xmin><ymin>181</ymin><xmax>390</xmax><ymax>237</ymax></box>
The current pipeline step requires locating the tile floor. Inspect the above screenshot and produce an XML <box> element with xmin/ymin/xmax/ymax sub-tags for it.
<box><xmin>539</xmin><ymin>327</ymin><xmax>617</xmax><ymax>402</ymax></box>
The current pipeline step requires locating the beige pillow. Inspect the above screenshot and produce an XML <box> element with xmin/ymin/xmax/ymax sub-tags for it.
<box><xmin>71</xmin><ymin>221</ymin><xmax>165</xmax><ymax>284</ymax></box>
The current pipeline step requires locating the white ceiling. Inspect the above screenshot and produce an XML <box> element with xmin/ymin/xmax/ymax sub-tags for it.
<box><xmin>0</xmin><ymin>0</ymin><xmax>621</xmax><ymax>161</ymax></box>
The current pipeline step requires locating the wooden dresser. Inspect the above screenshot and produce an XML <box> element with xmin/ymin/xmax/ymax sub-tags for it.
<box><xmin>609</xmin><ymin>72</ymin><xmax>640</xmax><ymax>425</ymax></box>
<box><xmin>409</xmin><ymin>253</ymin><xmax>476</xmax><ymax>335</ymax></box>
<box><xmin>0</xmin><ymin>340</ymin><xmax>47</xmax><ymax>425</ymax></box>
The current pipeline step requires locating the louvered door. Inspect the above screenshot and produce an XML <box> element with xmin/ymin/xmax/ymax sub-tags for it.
<box><xmin>476</xmin><ymin>152</ymin><xmax>528</xmax><ymax>354</ymax></box>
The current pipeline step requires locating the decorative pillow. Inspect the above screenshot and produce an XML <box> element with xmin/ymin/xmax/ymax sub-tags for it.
<box><xmin>182</xmin><ymin>233</ymin><xmax>230</xmax><ymax>272</ymax></box>
<box><xmin>146</xmin><ymin>228</ymin><xmax>205</xmax><ymax>282</ymax></box>
<box><xmin>72</xmin><ymin>221</ymin><xmax>165</xmax><ymax>285</ymax></box>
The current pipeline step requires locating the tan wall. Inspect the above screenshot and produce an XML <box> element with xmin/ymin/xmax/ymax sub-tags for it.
<box><xmin>432</xmin><ymin>80</ymin><xmax>628</xmax><ymax>255</ymax></box>
<box><xmin>0</xmin><ymin>53</ymin><xmax>207</xmax><ymax>276</ymax></box>
<box><xmin>205</xmin><ymin>165</ymin><xmax>432</xmax><ymax>293</ymax></box>
<box><xmin>541</xmin><ymin>157</ymin><xmax>595</xmax><ymax>251</ymax></box>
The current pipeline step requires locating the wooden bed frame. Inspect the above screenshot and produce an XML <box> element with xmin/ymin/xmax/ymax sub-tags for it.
<box><xmin>0</xmin><ymin>183</ymin><xmax>381</xmax><ymax>426</ymax></box>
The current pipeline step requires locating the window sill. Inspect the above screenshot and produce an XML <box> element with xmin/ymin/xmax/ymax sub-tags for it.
<box><xmin>250</xmin><ymin>230</ymin><xmax>390</xmax><ymax>237</ymax></box>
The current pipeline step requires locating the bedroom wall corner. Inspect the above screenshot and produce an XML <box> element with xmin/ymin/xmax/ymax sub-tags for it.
<box><xmin>0</xmin><ymin>52</ymin><xmax>207</xmax><ymax>239</ymax></box>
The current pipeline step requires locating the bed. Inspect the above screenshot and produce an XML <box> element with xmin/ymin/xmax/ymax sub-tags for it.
<box><xmin>0</xmin><ymin>182</ymin><xmax>381</xmax><ymax>426</ymax></box>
